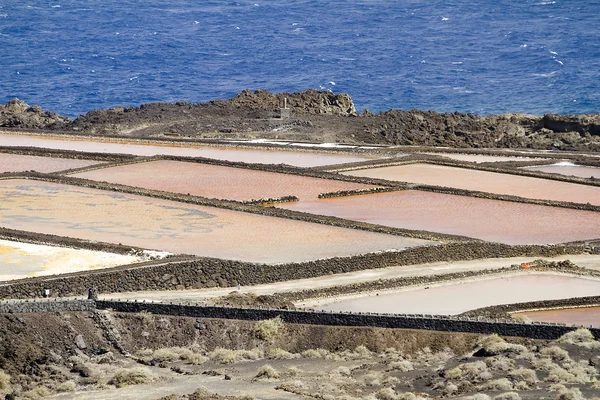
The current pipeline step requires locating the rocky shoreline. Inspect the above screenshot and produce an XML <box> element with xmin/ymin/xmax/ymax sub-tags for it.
<box><xmin>1</xmin><ymin>89</ymin><xmax>600</xmax><ymax>151</ymax></box>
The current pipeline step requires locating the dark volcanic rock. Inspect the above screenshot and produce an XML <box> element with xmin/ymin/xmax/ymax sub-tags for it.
<box><xmin>0</xmin><ymin>98</ymin><xmax>71</xmax><ymax>129</ymax></box>
<box><xmin>3</xmin><ymin>91</ymin><xmax>600</xmax><ymax>151</ymax></box>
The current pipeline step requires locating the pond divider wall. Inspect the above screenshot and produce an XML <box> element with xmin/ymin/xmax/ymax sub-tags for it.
<box><xmin>0</xmin><ymin>242</ymin><xmax>586</xmax><ymax>299</ymax></box>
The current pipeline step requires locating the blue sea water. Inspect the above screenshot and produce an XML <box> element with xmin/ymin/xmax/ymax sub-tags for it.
<box><xmin>0</xmin><ymin>0</ymin><xmax>599</xmax><ymax>117</ymax></box>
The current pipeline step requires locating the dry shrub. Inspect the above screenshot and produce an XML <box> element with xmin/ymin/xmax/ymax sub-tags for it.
<box><xmin>182</xmin><ymin>353</ymin><xmax>208</xmax><ymax>365</ymax></box>
<box><xmin>443</xmin><ymin>382</ymin><xmax>458</xmax><ymax>396</ymax></box>
<box><xmin>302</xmin><ymin>348</ymin><xmax>331</xmax><ymax>359</ymax></box>
<box><xmin>254</xmin><ymin>316</ymin><xmax>284</xmax><ymax>342</ymax></box>
<box><xmin>509</xmin><ymin>368</ymin><xmax>538</xmax><ymax>385</ymax></box>
<box><xmin>486</xmin><ymin>356</ymin><xmax>515</xmax><ymax>372</ymax></box>
<box><xmin>463</xmin><ymin>393</ymin><xmax>492</xmax><ymax>400</ymax></box>
<box><xmin>352</xmin><ymin>345</ymin><xmax>373</xmax><ymax>359</ymax></box>
<box><xmin>554</xmin><ymin>387</ymin><xmax>585</xmax><ymax>400</ymax></box>
<box><xmin>0</xmin><ymin>370</ymin><xmax>11</xmax><ymax>393</ymax></box>
<box><xmin>55</xmin><ymin>381</ymin><xmax>76</xmax><ymax>392</ymax></box>
<box><xmin>478</xmin><ymin>334</ymin><xmax>527</xmax><ymax>355</ymax></box>
<box><xmin>479</xmin><ymin>378</ymin><xmax>513</xmax><ymax>391</ymax></box>
<box><xmin>382</xmin><ymin>376</ymin><xmax>401</xmax><ymax>385</ymax></box>
<box><xmin>254</xmin><ymin>364</ymin><xmax>279</xmax><ymax>380</ymax></box>
<box><xmin>286</xmin><ymin>366</ymin><xmax>302</xmax><ymax>377</ymax></box>
<box><xmin>375</xmin><ymin>388</ymin><xmax>397</xmax><ymax>400</ymax></box>
<box><xmin>464</xmin><ymin>394</ymin><xmax>492</xmax><ymax>400</ymax></box>
<box><xmin>495</xmin><ymin>393</ymin><xmax>521</xmax><ymax>400</ymax></box>
<box><xmin>330</xmin><ymin>366</ymin><xmax>352</xmax><ymax>377</ymax></box>
<box><xmin>209</xmin><ymin>348</ymin><xmax>263</xmax><ymax>364</ymax></box>
<box><xmin>445</xmin><ymin>360</ymin><xmax>489</xmax><ymax>382</ymax></box>
<box><xmin>364</xmin><ymin>372</ymin><xmax>382</xmax><ymax>386</ymax></box>
<box><xmin>389</xmin><ymin>360</ymin><xmax>414</xmax><ymax>372</ymax></box>
<box><xmin>266</xmin><ymin>348</ymin><xmax>298</xmax><ymax>360</ymax></box>
<box><xmin>540</xmin><ymin>346</ymin><xmax>570</xmax><ymax>362</ymax></box>
<box><xmin>108</xmin><ymin>367</ymin><xmax>151</xmax><ymax>388</ymax></box>
<box><xmin>152</xmin><ymin>346</ymin><xmax>192</xmax><ymax>362</ymax></box>
<box><xmin>532</xmin><ymin>357</ymin><xmax>555</xmax><ymax>371</ymax></box>
<box><xmin>277</xmin><ymin>380</ymin><xmax>307</xmax><ymax>393</ymax></box>
<box><xmin>556</xmin><ymin>328</ymin><xmax>600</xmax><ymax>349</ymax></box>
<box><xmin>21</xmin><ymin>386</ymin><xmax>52</xmax><ymax>399</ymax></box>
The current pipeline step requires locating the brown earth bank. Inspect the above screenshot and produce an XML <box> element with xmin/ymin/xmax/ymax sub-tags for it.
<box><xmin>3</xmin><ymin>310</ymin><xmax>600</xmax><ymax>399</ymax></box>
<box><xmin>1</xmin><ymin>90</ymin><xmax>600</xmax><ymax>151</ymax></box>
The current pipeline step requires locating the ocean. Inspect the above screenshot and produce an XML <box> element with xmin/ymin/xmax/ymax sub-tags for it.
<box><xmin>1</xmin><ymin>0</ymin><xmax>598</xmax><ymax>117</ymax></box>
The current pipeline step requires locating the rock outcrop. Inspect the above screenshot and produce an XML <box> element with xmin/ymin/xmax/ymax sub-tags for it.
<box><xmin>225</xmin><ymin>88</ymin><xmax>357</xmax><ymax>116</ymax></box>
<box><xmin>0</xmin><ymin>98</ymin><xmax>71</xmax><ymax>129</ymax></box>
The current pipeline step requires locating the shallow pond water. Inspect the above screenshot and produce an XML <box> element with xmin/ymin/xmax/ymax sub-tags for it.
<box><xmin>72</xmin><ymin>160</ymin><xmax>376</xmax><ymax>202</ymax></box>
<box><xmin>344</xmin><ymin>163</ymin><xmax>600</xmax><ymax>205</ymax></box>
<box><xmin>522</xmin><ymin>163</ymin><xmax>600</xmax><ymax>179</ymax></box>
<box><xmin>0</xmin><ymin>239</ymin><xmax>142</xmax><ymax>281</ymax></box>
<box><xmin>515</xmin><ymin>306</ymin><xmax>600</xmax><ymax>328</ymax></box>
<box><xmin>278</xmin><ymin>190</ymin><xmax>600</xmax><ymax>245</ymax></box>
<box><xmin>0</xmin><ymin>152</ymin><xmax>103</xmax><ymax>173</ymax></box>
<box><xmin>315</xmin><ymin>274</ymin><xmax>600</xmax><ymax>315</ymax></box>
<box><xmin>0</xmin><ymin>133</ymin><xmax>373</xmax><ymax>167</ymax></box>
<box><xmin>0</xmin><ymin>179</ymin><xmax>432</xmax><ymax>263</ymax></box>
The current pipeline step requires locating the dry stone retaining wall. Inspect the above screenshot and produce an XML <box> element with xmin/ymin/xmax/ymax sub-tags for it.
<box><xmin>0</xmin><ymin>242</ymin><xmax>585</xmax><ymax>299</ymax></box>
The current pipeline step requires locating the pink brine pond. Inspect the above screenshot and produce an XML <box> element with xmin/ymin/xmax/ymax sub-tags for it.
<box><xmin>278</xmin><ymin>190</ymin><xmax>600</xmax><ymax>245</ymax></box>
<box><xmin>0</xmin><ymin>133</ymin><xmax>373</xmax><ymax>167</ymax></box>
<box><xmin>0</xmin><ymin>153</ymin><xmax>103</xmax><ymax>173</ymax></box>
<box><xmin>344</xmin><ymin>163</ymin><xmax>600</xmax><ymax>205</ymax></box>
<box><xmin>72</xmin><ymin>160</ymin><xmax>376</xmax><ymax>202</ymax></box>
<box><xmin>0</xmin><ymin>179</ymin><xmax>432</xmax><ymax>263</ymax></box>
<box><xmin>314</xmin><ymin>274</ymin><xmax>600</xmax><ymax>315</ymax></box>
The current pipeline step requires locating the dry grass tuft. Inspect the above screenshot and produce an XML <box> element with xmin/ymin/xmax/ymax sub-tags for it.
<box><xmin>0</xmin><ymin>370</ymin><xmax>11</xmax><ymax>393</ymax></box>
<box><xmin>108</xmin><ymin>367</ymin><xmax>151</xmax><ymax>388</ymax></box>
<box><xmin>266</xmin><ymin>348</ymin><xmax>298</xmax><ymax>360</ymax></box>
<box><xmin>389</xmin><ymin>360</ymin><xmax>414</xmax><ymax>372</ymax></box>
<box><xmin>254</xmin><ymin>364</ymin><xmax>280</xmax><ymax>380</ymax></box>
<box><xmin>556</xmin><ymin>328</ymin><xmax>600</xmax><ymax>350</ymax></box>
<box><xmin>494</xmin><ymin>393</ymin><xmax>521</xmax><ymax>400</ymax></box>
<box><xmin>209</xmin><ymin>348</ymin><xmax>263</xmax><ymax>364</ymax></box>
<box><xmin>254</xmin><ymin>316</ymin><xmax>284</xmax><ymax>342</ymax></box>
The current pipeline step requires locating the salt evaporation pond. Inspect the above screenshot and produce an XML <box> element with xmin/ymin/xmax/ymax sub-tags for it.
<box><xmin>72</xmin><ymin>160</ymin><xmax>376</xmax><ymax>202</ymax></box>
<box><xmin>0</xmin><ymin>239</ymin><xmax>143</xmax><ymax>281</ymax></box>
<box><xmin>0</xmin><ymin>179</ymin><xmax>431</xmax><ymax>263</ymax></box>
<box><xmin>515</xmin><ymin>306</ymin><xmax>600</xmax><ymax>328</ymax></box>
<box><xmin>522</xmin><ymin>163</ymin><xmax>600</xmax><ymax>180</ymax></box>
<box><xmin>422</xmin><ymin>153</ymin><xmax>548</xmax><ymax>163</ymax></box>
<box><xmin>315</xmin><ymin>274</ymin><xmax>600</xmax><ymax>315</ymax></box>
<box><xmin>0</xmin><ymin>133</ymin><xmax>373</xmax><ymax>167</ymax></box>
<box><xmin>344</xmin><ymin>163</ymin><xmax>600</xmax><ymax>206</ymax></box>
<box><xmin>278</xmin><ymin>190</ymin><xmax>600</xmax><ymax>245</ymax></box>
<box><xmin>0</xmin><ymin>153</ymin><xmax>103</xmax><ymax>173</ymax></box>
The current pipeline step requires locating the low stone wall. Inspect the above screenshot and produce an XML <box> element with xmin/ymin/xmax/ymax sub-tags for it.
<box><xmin>0</xmin><ymin>297</ymin><xmax>593</xmax><ymax>340</ymax></box>
<box><xmin>0</xmin><ymin>299</ymin><xmax>95</xmax><ymax>313</ymax></box>
<box><xmin>95</xmin><ymin>300</ymin><xmax>596</xmax><ymax>340</ymax></box>
<box><xmin>0</xmin><ymin>146</ymin><xmax>137</xmax><ymax>162</ymax></box>
<box><xmin>464</xmin><ymin>296</ymin><xmax>600</xmax><ymax>318</ymax></box>
<box><xmin>0</xmin><ymin>242</ymin><xmax>585</xmax><ymax>299</ymax></box>
<box><xmin>318</xmin><ymin>187</ymin><xmax>397</xmax><ymax>198</ymax></box>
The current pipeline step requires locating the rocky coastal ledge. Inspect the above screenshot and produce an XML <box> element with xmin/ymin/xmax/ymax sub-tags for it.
<box><xmin>1</xmin><ymin>90</ymin><xmax>599</xmax><ymax>151</ymax></box>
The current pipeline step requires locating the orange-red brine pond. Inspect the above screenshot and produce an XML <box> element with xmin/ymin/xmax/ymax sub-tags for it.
<box><xmin>278</xmin><ymin>190</ymin><xmax>600</xmax><ymax>245</ymax></box>
<box><xmin>72</xmin><ymin>160</ymin><xmax>376</xmax><ymax>202</ymax></box>
<box><xmin>0</xmin><ymin>153</ymin><xmax>103</xmax><ymax>173</ymax></box>
<box><xmin>515</xmin><ymin>307</ymin><xmax>600</xmax><ymax>328</ymax></box>
<box><xmin>0</xmin><ymin>179</ymin><xmax>433</xmax><ymax>263</ymax></box>
<box><xmin>344</xmin><ymin>163</ymin><xmax>600</xmax><ymax>205</ymax></box>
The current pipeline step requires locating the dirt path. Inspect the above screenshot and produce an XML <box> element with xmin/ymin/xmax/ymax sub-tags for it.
<box><xmin>99</xmin><ymin>254</ymin><xmax>600</xmax><ymax>303</ymax></box>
